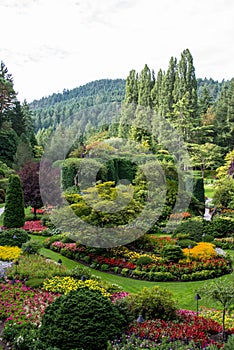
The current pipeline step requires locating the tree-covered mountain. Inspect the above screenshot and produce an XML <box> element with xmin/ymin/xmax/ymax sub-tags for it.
<box><xmin>29</xmin><ymin>75</ymin><xmax>227</xmax><ymax>134</ymax></box>
<box><xmin>30</xmin><ymin>79</ymin><xmax>126</xmax><ymax>132</ymax></box>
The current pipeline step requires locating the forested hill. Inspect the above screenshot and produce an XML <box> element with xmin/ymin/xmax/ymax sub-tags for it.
<box><xmin>29</xmin><ymin>76</ymin><xmax>226</xmax><ymax>133</ymax></box>
<box><xmin>30</xmin><ymin>79</ymin><xmax>126</xmax><ymax>131</ymax></box>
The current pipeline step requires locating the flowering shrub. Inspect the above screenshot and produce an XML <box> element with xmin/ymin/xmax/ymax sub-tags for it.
<box><xmin>183</xmin><ymin>242</ymin><xmax>217</xmax><ymax>260</ymax></box>
<box><xmin>42</xmin><ymin>276</ymin><xmax>110</xmax><ymax>298</ymax></box>
<box><xmin>0</xmin><ymin>245</ymin><xmax>21</xmax><ymax>261</ymax></box>
<box><xmin>111</xmin><ymin>291</ymin><xmax>129</xmax><ymax>303</ymax></box>
<box><xmin>21</xmin><ymin>220</ymin><xmax>47</xmax><ymax>232</ymax></box>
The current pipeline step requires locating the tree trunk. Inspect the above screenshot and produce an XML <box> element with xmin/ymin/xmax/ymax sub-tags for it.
<box><xmin>33</xmin><ymin>207</ymin><xmax>37</xmax><ymax>220</ymax></box>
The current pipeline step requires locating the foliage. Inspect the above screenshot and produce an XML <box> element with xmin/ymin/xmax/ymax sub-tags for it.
<box><xmin>173</xmin><ymin>218</ymin><xmax>205</xmax><ymax>242</ymax></box>
<box><xmin>125</xmin><ymin>286</ymin><xmax>178</xmax><ymax>320</ymax></box>
<box><xmin>213</xmin><ymin>177</ymin><xmax>234</xmax><ymax>209</ymax></box>
<box><xmin>39</xmin><ymin>288</ymin><xmax>126</xmax><ymax>350</ymax></box>
<box><xmin>161</xmin><ymin>244</ymin><xmax>185</xmax><ymax>262</ymax></box>
<box><xmin>205</xmin><ymin>216</ymin><xmax>234</xmax><ymax>238</ymax></box>
<box><xmin>18</xmin><ymin>161</ymin><xmax>43</xmax><ymax>219</ymax></box>
<box><xmin>3</xmin><ymin>174</ymin><xmax>25</xmax><ymax>228</ymax></box>
<box><xmin>198</xmin><ymin>278</ymin><xmax>234</xmax><ymax>340</ymax></box>
<box><xmin>0</xmin><ymin>228</ymin><xmax>30</xmax><ymax>247</ymax></box>
<box><xmin>176</xmin><ymin>239</ymin><xmax>197</xmax><ymax>248</ymax></box>
<box><xmin>21</xmin><ymin>239</ymin><xmax>43</xmax><ymax>254</ymax></box>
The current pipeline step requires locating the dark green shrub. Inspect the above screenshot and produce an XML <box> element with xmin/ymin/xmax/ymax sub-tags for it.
<box><xmin>125</xmin><ymin>234</ymin><xmax>155</xmax><ymax>252</ymax></box>
<box><xmin>161</xmin><ymin>244</ymin><xmax>184</xmax><ymax>262</ymax></box>
<box><xmin>193</xmin><ymin>177</ymin><xmax>205</xmax><ymax>204</ymax></box>
<box><xmin>21</xmin><ymin>240</ymin><xmax>42</xmax><ymax>254</ymax></box>
<box><xmin>0</xmin><ymin>228</ymin><xmax>30</xmax><ymax>247</ymax></box>
<box><xmin>173</xmin><ymin>218</ymin><xmax>205</xmax><ymax>242</ymax></box>
<box><xmin>0</xmin><ymin>188</ymin><xmax>5</xmax><ymax>203</ymax></box>
<box><xmin>3</xmin><ymin>174</ymin><xmax>25</xmax><ymax>228</ymax></box>
<box><xmin>60</xmin><ymin>247</ymin><xmax>75</xmax><ymax>259</ymax></box>
<box><xmin>69</xmin><ymin>265</ymin><xmax>92</xmax><ymax>279</ymax></box>
<box><xmin>126</xmin><ymin>286</ymin><xmax>178</xmax><ymax>320</ymax></box>
<box><xmin>205</xmin><ymin>217</ymin><xmax>234</xmax><ymax>238</ymax></box>
<box><xmin>39</xmin><ymin>288</ymin><xmax>125</xmax><ymax>350</ymax></box>
<box><xmin>136</xmin><ymin>255</ymin><xmax>154</xmax><ymax>266</ymax></box>
<box><xmin>177</xmin><ymin>239</ymin><xmax>197</xmax><ymax>249</ymax></box>
<box><xmin>203</xmin><ymin>234</ymin><xmax>215</xmax><ymax>242</ymax></box>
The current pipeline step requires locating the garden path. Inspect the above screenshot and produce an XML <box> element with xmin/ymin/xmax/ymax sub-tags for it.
<box><xmin>204</xmin><ymin>198</ymin><xmax>212</xmax><ymax>221</ymax></box>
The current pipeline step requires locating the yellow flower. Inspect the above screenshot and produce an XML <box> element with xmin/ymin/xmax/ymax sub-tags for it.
<box><xmin>0</xmin><ymin>246</ymin><xmax>21</xmax><ymax>261</ymax></box>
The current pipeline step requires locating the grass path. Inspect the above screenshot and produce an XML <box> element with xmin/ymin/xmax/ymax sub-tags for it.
<box><xmin>37</xmin><ymin>242</ymin><xmax>234</xmax><ymax>311</ymax></box>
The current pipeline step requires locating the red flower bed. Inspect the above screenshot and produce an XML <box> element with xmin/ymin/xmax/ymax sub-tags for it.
<box><xmin>21</xmin><ymin>221</ymin><xmax>47</xmax><ymax>232</ymax></box>
<box><xmin>127</xmin><ymin>312</ymin><xmax>232</xmax><ymax>347</ymax></box>
<box><xmin>94</xmin><ymin>255</ymin><xmax>136</xmax><ymax>269</ymax></box>
<box><xmin>30</xmin><ymin>208</ymin><xmax>45</xmax><ymax>214</ymax></box>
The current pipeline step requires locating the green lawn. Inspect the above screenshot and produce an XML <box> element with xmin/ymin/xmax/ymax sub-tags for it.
<box><xmin>204</xmin><ymin>184</ymin><xmax>216</xmax><ymax>199</ymax></box>
<box><xmin>38</xmin><ymin>245</ymin><xmax>234</xmax><ymax>311</ymax></box>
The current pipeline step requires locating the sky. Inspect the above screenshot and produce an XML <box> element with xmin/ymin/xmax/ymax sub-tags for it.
<box><xmin>1</xmin><ymin>0</ymin><xmax>234</xmax><ymax>102</ymax></box>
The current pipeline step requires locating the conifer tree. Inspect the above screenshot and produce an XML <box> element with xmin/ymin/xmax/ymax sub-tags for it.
<box><xmin>3</xmin><ymin>174</ymin><xmax>25</xmax><ymax>228</ymax></box>
<box><xmin>118</xmin><ymin>70</ymin><xmax>138</xmax><ymax>139</ymax></box>
<box><xmin>172</xmin><ymin>49</ymin><xmax>198</xmax><ymax>143</ymax></box>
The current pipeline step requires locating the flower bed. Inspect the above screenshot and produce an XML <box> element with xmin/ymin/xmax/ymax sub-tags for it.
<box><xmin>21</xmin><ymin>220</ymin><xmax>47</xmax><ymax>232</ymax></box>
<box><xmin>126</xmin><ymin>312</ymin><xmax>234</xmax><ymax>347</ymax></box>
<box><xmin>0</xmin><ymin>246</ymin><xmax>21</xmax><ymax>261</ymax></box>
<box><xmin>48</xmin><ymin>239</ymin><xmax>232</xmax><ymax>281</ymax></box>
<box><xmin>0</xmin><ymin>281</ymin><xmax>60</xmax><ymax>326</ymax></box>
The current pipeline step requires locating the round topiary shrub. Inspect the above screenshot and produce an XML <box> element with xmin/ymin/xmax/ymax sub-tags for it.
<box><xmin>177</xmin><ymin>239</ymin><xmax>197</xmax><ymax>249</ymax></box>
<box><xmin>136</xmin><ymin>255</ymin><xmax>154</xmax><ymax>266</ymax></box>
<box><xmin>161</xmin><ymin>244</ymin><xmax>185</xmax><ymax>262</ymax></box>
<box><xmin>0</xmin><ymin>228</ymin><xmax>30</xmax><ymax>247</ymax></box>
<box><xmin>39</xmin><ymin>288</ymin><xmax>125</xmax><ymax>350</ymax></box>
<box><xmin>126</xmin><ymin>286</ymin><xmax>178</xmax><ymax>320</ymax></box>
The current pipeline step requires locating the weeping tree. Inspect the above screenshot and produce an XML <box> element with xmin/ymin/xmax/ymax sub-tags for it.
<box><xmin>3</xmin><ymin>174</ymin><xmax>25</xmax><ymax>228</ymax></box>
<box><xmin>198</xmin><ymin>278</ymin><xmax>234</xmax><ymax>341</ymax></box>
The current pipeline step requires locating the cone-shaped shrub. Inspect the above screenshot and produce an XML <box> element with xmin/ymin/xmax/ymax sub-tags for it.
<box><xmin>3</xmin><ymin>174</ymin><xmax>25</xmax><ymax>228</ymax></box>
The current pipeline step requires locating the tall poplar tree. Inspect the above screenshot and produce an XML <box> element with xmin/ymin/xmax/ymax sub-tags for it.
<box><xmin>130</xmin><ymin>65</ymin><xmax>153</xmax><ymax>145</ymax></box>
<box><xmin>118</xmin><ymin>70</ymin><xmax>138</xmax><ymax>139</ymax></box>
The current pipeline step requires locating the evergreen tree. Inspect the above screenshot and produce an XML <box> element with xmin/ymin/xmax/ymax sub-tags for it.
<box><xmin>124</xmin><ymin>69</ymin><xmax>138</xmax><ymax>104</ymax></box>
<box><xmin>118</xmin><ymin>70</ymin><xmax>138</xmax><ymax>139</ymax></box>
<box><xmin>213</xmin><ymin>82</ymin><xmax>230</xmax><ymax>150</ymax></box>
<box><xmin>173</xmin><ymin>49</ymin><xmax>198</xmax><ymax>140</ymax></box>
<box><xmin>161</xmin><ymin>56</ymin><xmax>177</xmax><ymax>118</ymax></box>
<box><xmin>130</xmin><ymin>65</ymin><xmax>153</xmax><ymax>145</ymax></box>
<box><xmin>0</xmin><ymin>61</ymin><xmax>17</xmax><ymax>128</ymax></box>
<box><xmin>151</xmin><ymin>68</ymin><xmax>164</xmax><ymax>112</ymax></box>
<box><xmin>3</xmin><ymin>174</ymin><xmax>25</xmax><ymax>228</ymax></box>
<box><xmin>137</xmin><ymin>64</ymin><xmax>152</xmax><ymax>107</ymax></box>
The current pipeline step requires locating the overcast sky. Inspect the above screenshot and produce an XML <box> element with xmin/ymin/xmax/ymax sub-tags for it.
<box><xmin>1</xmin><ymin>0</ymin><xmax>234</xmax><ymax>102</ymax></box>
